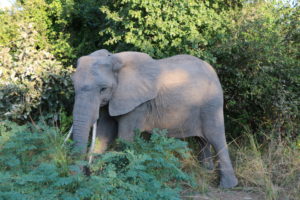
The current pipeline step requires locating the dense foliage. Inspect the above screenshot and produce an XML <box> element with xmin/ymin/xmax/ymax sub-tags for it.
<box><xmin>0</xmin><ymin>121</ymin><xmax>193</xmax><ymax>199</ymax></box>
<box><xmin>99</xmin><ymin>0</ymin><xmax>300</xmax><ymax>138</ymax></box>
<box><xmin>0</xmin><ymin>0</ymin><xmax>75</xmax><ymax>121</ymax></box>
<box><xmin>0</xmin><ymin>22</ymin><xmax>73</xmax><ymax>120</ymax></box>
<box><xmin>1</xmin><ymin>0</ymin><xmax>298</xmax><ymax>138</ymax></box>
<box><xmin>212</xmin><ymin>3</ymin><xmax>300</xmax><ymax>137</ymax></box>
<box><xmin>99</xmin><ymin>0</ymin><xmax>228</xmax><ymax>62</ymax></box>
<box><xmin>0</xmin><ymin>0</ymin><xmax>299</xmax><ymax>199</ymax></box>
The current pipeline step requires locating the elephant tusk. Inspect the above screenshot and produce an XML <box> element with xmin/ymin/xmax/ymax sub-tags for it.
<box><xmin>88</xmin><ymin>122</ymin><xmax>97</xmax><ymax>164</ymax></box>
<box><xmin>63</xmin><ymin>123</ymin><xmax>97</xmax><ymax>164</ymax></box>
<box><xmin>63</xmin><ymin>125</ymin><xmax>73</xmax><ymax>144</ymax></box>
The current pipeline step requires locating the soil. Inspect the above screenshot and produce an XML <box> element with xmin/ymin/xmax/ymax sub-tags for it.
<box><xmin>182</xmin><ymin>188</ymin><xmax>265</xmax><ymax>200</ymax></box>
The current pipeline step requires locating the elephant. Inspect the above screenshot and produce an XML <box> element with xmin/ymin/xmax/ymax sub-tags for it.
<box><xmin>71</xmin><ymin>49</ymin><xmax>238</xmax><ymax>188</ymax></box>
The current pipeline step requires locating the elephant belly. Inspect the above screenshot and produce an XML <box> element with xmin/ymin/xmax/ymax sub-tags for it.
<box><xmin>144</xmin><ymin>100</ymin><xmax>203</xmax><ymax>138</ymax></box>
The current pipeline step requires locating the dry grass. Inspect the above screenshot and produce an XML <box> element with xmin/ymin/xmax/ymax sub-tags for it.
<box><xmin>181</xmin><ymin>152</ymin><xmax>217</xmax><ymax>194</ymax></box>
<box><xmin>233</xmin><ymin>133</ymin><xmax>300</xmax><ymax>200</ymax></box>
<box><xmin>181</xmin><ymin>132</ymin><xmax>300</xmax><ymax>200</ymax></box>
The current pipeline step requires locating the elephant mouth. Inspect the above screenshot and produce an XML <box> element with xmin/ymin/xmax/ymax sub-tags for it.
<box><xmin>101</xmin><ymin>99</ymin><xmax>109</xmax><ymax>106</ymax></box>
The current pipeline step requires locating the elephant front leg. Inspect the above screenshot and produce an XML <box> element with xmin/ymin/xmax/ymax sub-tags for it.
<box><xmin>117</xmin><ymin>107</ymin><xmax>147</xmax><ymax>142</ymax></box>
<box><xmin>94</xmin><ymin>107</ymin><xmax>118</xmax><ymax>154</ymax></box>
<box><xmin>93</xmin><ymin>136</ymin><xmax>113</xmax><ymax>154</ymax></box>
<box><xmin>94</xmin><ymin>128</ymin><xmax>117</xmax><ymax>154</ymax></box>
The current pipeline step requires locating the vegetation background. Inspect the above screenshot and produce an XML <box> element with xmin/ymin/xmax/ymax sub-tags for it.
<box><xmin>0</xmin><ymin>0</ymin><xmax>299</xmax><ymax>199</ymax></box>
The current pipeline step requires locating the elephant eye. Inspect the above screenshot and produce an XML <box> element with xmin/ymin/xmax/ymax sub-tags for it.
<box><xmin>100</xmin><ymin>88</ymin><xmax>107</xmax><ymax>93</ymax></box>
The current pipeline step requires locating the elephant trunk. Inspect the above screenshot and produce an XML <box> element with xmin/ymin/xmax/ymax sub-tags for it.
<box><xmin>72</xmin><ymin>117</ymin><xmax>91</xmax><ymax>154</ymax></box>
<box><xmin>72</xmin><ymin>98</ymin><xmax>100</xmax><ymax>154</ymax></box>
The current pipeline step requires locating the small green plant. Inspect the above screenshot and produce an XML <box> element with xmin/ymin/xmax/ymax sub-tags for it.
<box><xmin>58</xmin><ymin>110</ymin><xmax>73</xmax><ymax>133</ymax></box>
<box><xmin>0</xmin><ymin>122</ymin><xmax>194</xmax><ymax>200</ymax></box>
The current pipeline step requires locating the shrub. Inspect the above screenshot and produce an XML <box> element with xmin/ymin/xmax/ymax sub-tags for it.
<box><xmin>98</xmin><ymin>0</ymin><xmax>299</xmax><ymax>139</ymax></box>
<box><xmin>57</xmin><ymin>0</ymin><xmax>109</xmax><ymax>58</ymax></box>
<box><xmin>211</xmin><ymin>2</ymin><xmax>300</xmax><ymax>138</ymax></box>
<box><xmin>19</xmin><ymin>0</ymin><xmax>75</xmax><ymax>64</ymax></box>
<box><xmin>20</xmin><ymin>0</ymin><xmax>109</xmax><ymax>60</ymax></box>
<box><xmin>0</xmin><ymin>121</ymin><xmax>194</xmax><ymax>200</ymax></box>
<box><xmin>99</xmin><ymin>0</ymin><xmax>230</xmax><ymax>63</ymax></box>
<box><xmin>0</xmin><ymin>21</ymin><xmax>74</xmax><ymax>121</ymax></box>
<box><xmin>3</xmin><ymin>1</ymin><xmax>298</xmax><ymax>139</ymax></box>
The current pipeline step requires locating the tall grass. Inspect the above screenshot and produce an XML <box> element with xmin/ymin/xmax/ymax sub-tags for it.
<box><xmin>233</xmin><ymin>131</ymin><xmax>300</xmax><ymax>200</ymax></box>
<box><xmin>182</xmin><ymin>128</ymin><xmax>300</xmax><ymax>200</ymax></box>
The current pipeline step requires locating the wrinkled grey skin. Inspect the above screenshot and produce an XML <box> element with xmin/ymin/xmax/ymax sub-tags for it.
<box><xmin>71</xmin><ymin>49</ymin><xmax>238</xmax><ymax>188</ymax></box>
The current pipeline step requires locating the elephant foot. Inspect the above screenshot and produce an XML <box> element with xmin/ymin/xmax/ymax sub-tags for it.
<box><xmin>219</xmin><ymin>173</ymin><xmax>238</xmax><ymax>188</ymax></box>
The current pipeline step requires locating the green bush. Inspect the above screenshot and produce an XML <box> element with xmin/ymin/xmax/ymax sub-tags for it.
<box><xmin>0</xmin><ymin>10</ymin><xmax>20</xmax><ymax>48</ymax></box>
<box><xmin>211</xmin><ymin>2</ymin><xmax>300</xmax><ymax>138</ymax></box>
<box><xmin>19</xmin><ymin>0</ymin><xmax>75</xmax><ymax>64</ymax></box>
<box><xmin>58</xmin><ymin>0</ymin><xmax>109</xmax><ymax>58</ymax></box>
<box><xmin>1</xmin><ymin>0</ymin><xmax>299</xmax><ymax>138</ymax></box>
<box><xmin>0</xmin><ymin>21</ymin><xmax>73</xmax><ymax>120</ymax></box>
<box><xmin>21</xmin><ymin>0</ymin><xmax>109</xmax><ymax>60</ymax></box>
<box><xmin>0</xmin><ymin>0</ymin><xmax>75</xmax><ymax>63</ymax></box>
<box><xmin>99</xmin><ymin>0</ymin><xmax>230</xmax><ymax>63</ymax></box>
<box><xmin>99</xmin><ymin>0</ymin><xmax>299</xmax><ymax>138</ymax></box>
<box><xmin>0</xmin><ymin>121</ymin><xmax>194</xmax><ymax>200</ymax></box>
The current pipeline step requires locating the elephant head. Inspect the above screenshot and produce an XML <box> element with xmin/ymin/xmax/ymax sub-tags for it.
<box><xmin>71</xmin><ymin>49</ymin><xmax>158</xmax><ymax>153</ymax></box>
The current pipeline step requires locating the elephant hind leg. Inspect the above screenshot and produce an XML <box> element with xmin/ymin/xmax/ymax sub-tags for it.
<box><xmin>197</xmin><ymin>137</ymin><xmax>214</xmax><ymax>170</ymax></box>
<box><xmin>201</xmin><ymin>107</ymin><xmax>238</xmax><ymax>188</ymax></box>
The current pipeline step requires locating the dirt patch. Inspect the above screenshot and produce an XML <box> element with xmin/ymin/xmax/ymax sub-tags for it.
<box><xmin>182</xmin><ymin>188</ymin><xmax>264</xmax><ymax>200</ymax></box>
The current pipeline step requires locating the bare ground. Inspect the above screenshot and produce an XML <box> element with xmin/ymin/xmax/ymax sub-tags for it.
<box><xmin>182</xmin><ymin>188</ymin><xmax>265</xmax><ymax>200</ymax></box>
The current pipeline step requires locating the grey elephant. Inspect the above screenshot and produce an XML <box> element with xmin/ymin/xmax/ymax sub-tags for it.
<box><xmin>71</xmin><ymin>49</ymin><xmax>238</xmax><ymax>188</ymax></box>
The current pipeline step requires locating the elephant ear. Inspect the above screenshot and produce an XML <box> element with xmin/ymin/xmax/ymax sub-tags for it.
<box><xmin>109</xmin><ymin>52</ymin><xmax>160</xmax><ymax>116</ymax></box>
